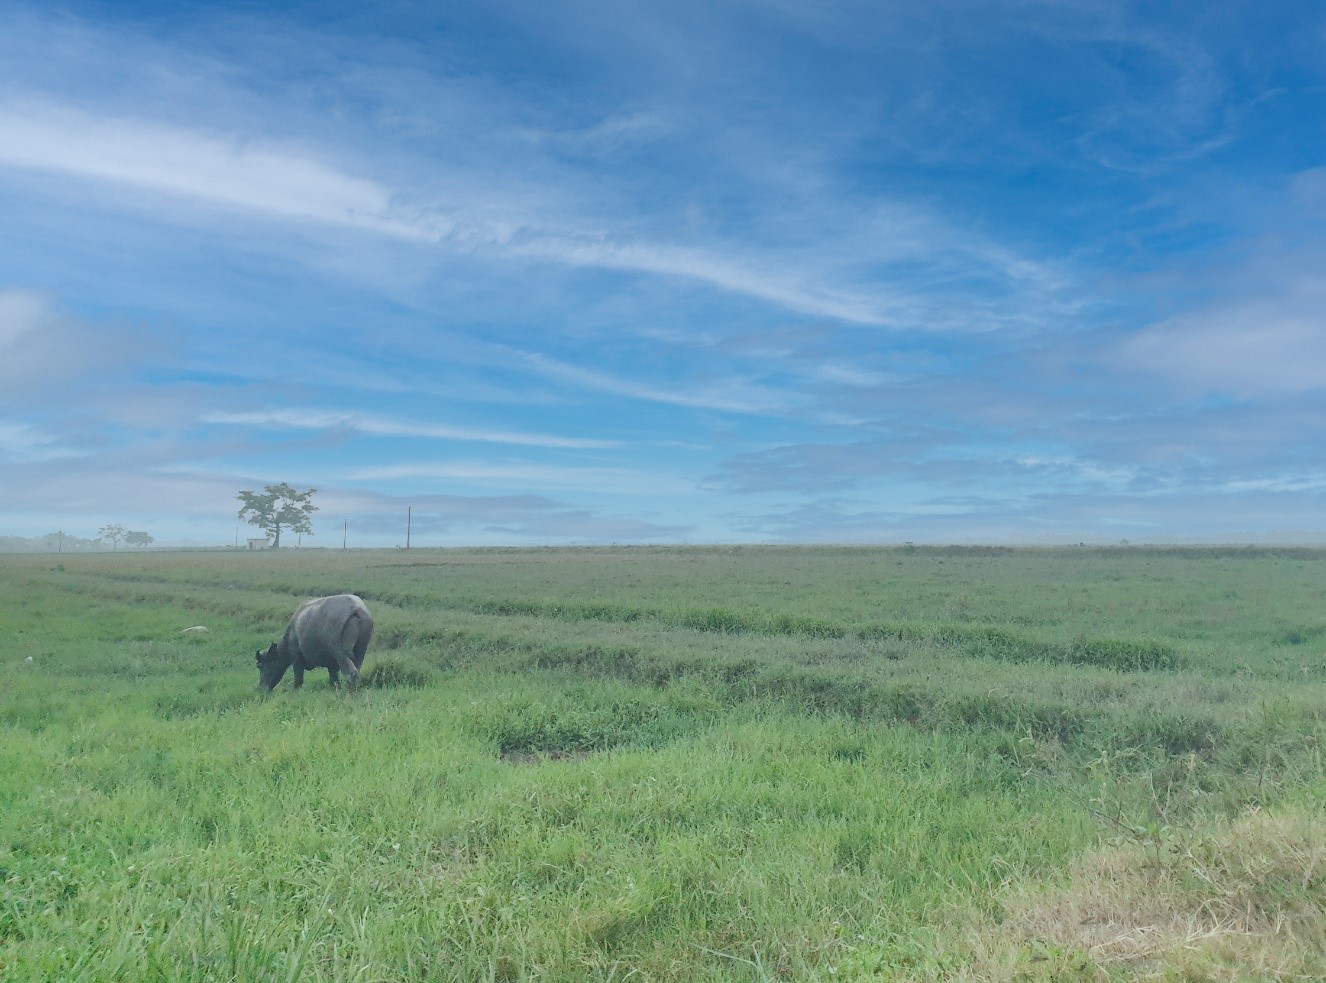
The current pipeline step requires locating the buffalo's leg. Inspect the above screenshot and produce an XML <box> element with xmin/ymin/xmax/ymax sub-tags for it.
<box><xmin>336</xmin><ymin>651</ymin><xmax>361</xmax><ymax>690</ymax></box>
<box><xmin>328</xmin><ymin>666</ymin><xmax>341</xmax><ymax>689</ymax></box>
<box><xmin>292</xmin><ymin>665</ymin><xmax>305</xmax><ymax>689</ymax></box>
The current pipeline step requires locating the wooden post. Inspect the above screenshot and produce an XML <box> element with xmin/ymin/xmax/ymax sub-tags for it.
<box><xmin>406</xmin><ymin>506</ymin><xmax>412</xmax><ymax>549</ymax></box>
<box><xmin>343</xmin><ymin>520</ymin><xmax>348</xmax><ymax>551</ymax></box>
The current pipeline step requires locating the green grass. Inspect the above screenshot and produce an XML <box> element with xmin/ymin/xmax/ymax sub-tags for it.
<box><xmin>2</xmin><ymin>545</ymin><xmax>1324</xmax><ymax>981</ymax></box>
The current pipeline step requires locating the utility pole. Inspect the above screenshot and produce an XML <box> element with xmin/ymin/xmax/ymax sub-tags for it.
<box><xmin>58</xmin><ymin>530</ymin><xmax>63</xmax><ymax>553</ymax></box>
<box><xmin>234</xmin><ymin>527</ymin><xmax>238</xmax><ymax>549</ymax></box>
<box><xmin>406</xmin><ymin>506</ymin><xmax>412</xmax><ymax>549</ymax></box>
<box><xmin>343</xmin><ymin>520</ymin><xmax>348</xmax><ymax>551</ymax></box>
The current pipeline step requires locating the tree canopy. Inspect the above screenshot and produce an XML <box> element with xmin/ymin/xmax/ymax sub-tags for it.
<box><xmin>236</xmin><ymin>483</ymin><xmax>317</xmax><ymax>548</ymax></box>
<box><xmin>98</xmin><ymin>523</ymin><xmax>129</xmax><ymax>549</ymax></box>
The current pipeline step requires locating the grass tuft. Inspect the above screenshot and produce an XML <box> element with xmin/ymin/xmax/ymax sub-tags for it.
<box><xmin>359</xmin><ymin>653</ymin><xmax>437</xmax><ymax>689</ymax></box>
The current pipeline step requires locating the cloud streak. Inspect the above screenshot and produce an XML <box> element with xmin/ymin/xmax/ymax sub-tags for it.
<box><xmin>1118</xmin><ymin>298</ymin><xmax>1326</xmax><ymax>398</ymax></box>
<box><xmin>0</xmin><ymin>288</ymin><xmax>161</xmax><ymax>403</ymax></box>
<box><xmin>0</xmin><ymin>86</ymin><xmax>1063</xmax><ymax>329</ymax></box>
<box><xmin>511</xmin><ymin>350</ymin><xmax>798</xmax><ymax>415</ymax></box>
<box><xmin>203</xmin><ymin>409</ymin><xmax>621</xmax><ymax>449</ymax></box>
<box><xmin>342</xmin><ymin>461</ymin><xmax>691</xmax><ymax>494</ymax></box>
<box><xmin>0</xmin><ymin>101</ymin><xmax>422</xmax><ymax>236</ymax></box>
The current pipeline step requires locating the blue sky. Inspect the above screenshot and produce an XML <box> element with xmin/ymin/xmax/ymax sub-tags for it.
<box><xmin>3</xmin><ymin>0</ymin><xmax>1326</xmax><ymax>545</ymax></box>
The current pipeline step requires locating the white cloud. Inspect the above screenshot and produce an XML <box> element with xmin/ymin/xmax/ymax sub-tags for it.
<box><xmin>0</xmin><ymin>101</ymin><xmax>428</xmax><ymax>237</ymax></box>
<box><xmin>342</xmin><ymin>461</ymin><xmax>690</xmax><ymax>493</ymax></box>
<box><xmin>0</xmin><ymin>288</ymin><xmax>47</xmax><ymax>348</ymax></box>
<box><xmin>1119</xmin><ymin>301</ymin><xmax>1326</xmax><ymax>397</ymax></box>
<box><xmin>813</xmin><ymin>363</ymin><xmax>894</xmax><ymax>387</ymax></box>
<box><xmin>0</xmin><ymin>420</ymin><xmax>83</xmax><ymax>462</ymax></box>
<box><xmin>0</xmin><ymin>288</ymin><xmax>157</xmax><ymax>399</ymax></box>
<box><xmin>520</xmin><ymin>109</ymin><xmax>676</xmax><ymax>156</ymax></box>
<box><xmin>514</xmin><ymin>350</ymin><xmax>798</xmax><ymax>415</ymax></box>
<box><xmin>1208</xmin><ymin>474</ymin><xmax>1326</xmax><ymax>495</ymax></box>
<box><xmin>1012</xmin><ymin>455</ymin><xmax>1139</xmax><ymax>488</ymax></box>
<box><xmin>514</xmin><ymin>236</ymin><xmax>898</xmax><ymax>325</ymax></box>
<box><xmin>203</xmin><ymin>408</ymin><xmax>619</xmax><ymax>449</ymax></box>
<box><xmin>1</xmin><ymin>100</ymin><xmax>895</xmax><ymax>322</ymax></box>
<box><xmin>0</xmin><ymin>92</ymin><xmax>1065</xmax><ymax>328</ymax></box>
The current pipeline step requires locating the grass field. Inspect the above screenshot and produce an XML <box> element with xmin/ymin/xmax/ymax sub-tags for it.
<box><xmin>2</xmin><ymin>545</ymin><xmax>1324</xmax><ymax>981</ymax></box>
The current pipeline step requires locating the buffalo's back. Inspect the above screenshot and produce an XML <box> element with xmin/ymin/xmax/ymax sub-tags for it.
<box><xmin>290</xmin><ymin>594</ymin><xmax>372</xmax><ymax>666</ymax></box>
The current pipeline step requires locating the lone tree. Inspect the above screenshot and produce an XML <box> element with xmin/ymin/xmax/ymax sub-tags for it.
<box><xmin>124</xmin><ymin>531</ymin><xmax>154</xmax><ymax>548</ymax></box>
<box><xmin>237</xmin><ymin>482</ymin><xmax>317</xmax><ymax>549</ymax></box>
<box><xmin>98</xmin><ymin>523</ymin><xmax>129</xmax><ymax>550</ymax></box>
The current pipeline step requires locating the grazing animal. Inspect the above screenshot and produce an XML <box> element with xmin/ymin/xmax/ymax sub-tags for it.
<box><xmin>257</xmin><ymin>594</ymin><xmax>374</xmax><ymax>692</ymax></box>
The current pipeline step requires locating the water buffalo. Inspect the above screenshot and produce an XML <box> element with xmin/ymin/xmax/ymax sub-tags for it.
<box><xmin>257</xmin><ymin>594</ymin><xmax>374</xmax><ymax>692</ymax></box>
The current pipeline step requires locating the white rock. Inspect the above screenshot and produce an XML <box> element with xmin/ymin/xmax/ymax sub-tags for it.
<box><xmin>180</xmin><ymin>626</ymin><xmax>209</xmax><ymax>635</ymax></box>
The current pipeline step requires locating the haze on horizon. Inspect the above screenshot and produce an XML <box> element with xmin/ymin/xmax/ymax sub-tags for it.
<box><xmin>3</xmin><ymin>1</ymin><xmax>1326</xmax><ymax>547</ymax></box>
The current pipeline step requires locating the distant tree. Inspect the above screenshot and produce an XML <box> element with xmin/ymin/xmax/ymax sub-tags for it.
<box><xmin>124</xmin><ymin>531</ymin><xmax>154</xmax><ymax>548</ymax></box>
<box><xmin>98</xmin><ymin>523</ymin><xmax>129</xmax><ymax>550</ymax></box>
<box><xmin>237</xmin><ymin>482</ymin><xmax>317</xmax><ymax>549</ymax></box>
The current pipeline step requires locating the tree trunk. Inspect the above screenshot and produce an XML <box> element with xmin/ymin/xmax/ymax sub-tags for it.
<box><xmin>272</xmin><ymin>525</ymin><xmax>282</xmax><ymax>548</ymax></box>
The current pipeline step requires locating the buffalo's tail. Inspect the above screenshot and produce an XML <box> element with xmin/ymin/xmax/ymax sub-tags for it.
<box><xmin>344</xmin><ymin>608</ymin><xmax>374</xmax><ymax>670</ymax></box>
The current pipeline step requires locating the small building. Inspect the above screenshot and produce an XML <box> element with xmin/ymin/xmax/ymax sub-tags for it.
<box><xmin>246</xmin><ymin>537</ymin><xmax>270</xmax><ymax>550</ymax></box>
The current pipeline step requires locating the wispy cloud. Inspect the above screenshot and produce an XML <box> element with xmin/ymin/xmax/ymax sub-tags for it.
<box><xmin>0</xmin><ymin>86</ymin><xmax>1066</xmax><ymax>329</ymax></box>
<box><xmin>0</xmin><ymin>287</ymin><xmax>46</xmax><ymax>348</ymax></box>
<box><xmin>0</xmin><ymin>421</ymin><xmax>83</xmax><ymax>462</ymax></box>
<box><xmin>1071</xmin><ymin>26</ymin><xmax>1239</xmax><ymax>173</ymax></box>
<box><xmin>0</xmin><ymin>99</ymin><xmax>900</xmax><ymax>323</ymax></box>
<box><xmin>343</xmin><ymin>461</ymin><xmax>691</xmax><ymax>494</ymax></box>
<box><xmin>0</xmin><ymin>288</ymin><xmax>160</xmax><ymax>402</ymax></box>
<box><xmin>513</xmin><ymin>350</ymin><xmax>808</xmax><ymax>416</ymax></box>
<box><xmin>1118</xmin><ymin>298</ymin><xmax>1326</xmax><ymax>397</ymax></box>
<box><xmin>203</xmin><ymin>409</ymin><xmax>620</xmax><ymax>449</ymax></box>
<box><xmin>0</xmin><ymin>101</ymin><xmax>423</xmax><ymax>236</ymax></box>
<box><xmin>511</xmin><ymin>236</ymin><xmax>902</xmax><ymax>325</ymax></box>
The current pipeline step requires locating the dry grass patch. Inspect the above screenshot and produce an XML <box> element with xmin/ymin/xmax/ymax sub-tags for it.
<box><xmin>841</xmin><ymin>806</ymin><xmax>1326</xmax><ymax>982</ymax></box>
<box><xmin>1006</xmin><ymin>808</ymin><xmax>1323</xmax><ymax>973</ymax></box>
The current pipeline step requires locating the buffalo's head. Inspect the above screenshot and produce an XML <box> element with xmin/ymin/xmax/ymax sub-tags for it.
<box><xmin>256</xmin><ymin>642</ymin><xmax>291</xmax><ymax>692</ymax></box>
